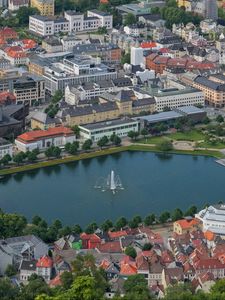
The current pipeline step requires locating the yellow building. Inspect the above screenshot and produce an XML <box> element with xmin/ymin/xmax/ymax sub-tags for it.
<box><xmin>31</xmin><ymin>0</ymin><xmax>54</xmax><ymax>16</ymax></box>
<box><xmin>177</xmin><ymin>0</ymin><xmax>192</xmax><ymax>10</ymax></box>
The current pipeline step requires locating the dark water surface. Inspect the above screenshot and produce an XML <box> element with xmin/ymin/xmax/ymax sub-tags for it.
<box><xmin>0</xmin><ymin>151</ymin><xmax>225</xmax><ymax>226</ymax></box>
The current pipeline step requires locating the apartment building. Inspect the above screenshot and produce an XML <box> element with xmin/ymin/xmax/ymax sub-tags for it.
<box><xmin>29</xmin><ymin>10</ymin><xmax>112</xmax><ymax>36</ymax></box>
<box><xmin>8</xmin><ymin>0</ymin><xmax>29</xmax><ymax>11</ymax></box>
<box><xmin>193</xmin><ymin>76</ymin><xmax>225</xmax><ymax>107</ymax></box>
<box><xmin>31</xmin><ymin>0</ymin><xmax>54</xmax><ymax>16</ymax></box>
<box><xmin>0</xmin><ymin>138</ymin><xmax>13</xmax><ymax>159</ymax></box>
<box><xmin>43</xmin><ymin>55</ymin><xmax>117</xmax><ymax>95</ymax></box>
<box><xmin>42</xmin><ymin>37</ymin><xmax>63</xmax><ymax>53</ymax></box>
<box><xmin>0</xmin><ymin>69</ymin><xmax>21</xmax><ymax>92</ymax></box>
<box><xmin>154</xmin><ymin>88</ymin><xmax>205</xmax><ymax>112</ymax></box>
<box><xmin>13</xmin><ymin>75</ymin><xmax>45</xmax><ymax>106</ymax></box>
<box><xmin>196</xmin><ymin>204</ymin><xmax>225</xmax><ymax>236</ymax></box>
<box><xmin>5</xmin><ymin>46</ymin><xmax>28</xmax><ymax>66</ymax></box>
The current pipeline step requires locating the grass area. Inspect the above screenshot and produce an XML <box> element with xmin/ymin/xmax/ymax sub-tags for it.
<box><xmin>169</xmin><ymin>130</ymin><xmax>206</xmax><ymax>141</ymax></box>
<box><xmin>197</xmin><ymin>141</ymin><xmax>225</xmax><ymax>149</ymax></box>
<box><xmin>0</xmin><ymin>144</ymin><xmax>224</xmax><ymax>176</ymax></box>
<box><xmin>139</xmin><ymin>130</ymin><xmax>206</xmax><ymax>145</ymax></box>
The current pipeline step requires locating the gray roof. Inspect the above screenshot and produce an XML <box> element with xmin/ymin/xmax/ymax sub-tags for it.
<box><xmin>175</xmin><ymin>106</ymin><xmax>205</xmax><ymax>115</ymax></box>
<box><xmin>88</xmin><ymin>9</ymin><xmax>111</xmax><ymax>16</ymax></box>
<box><xmin>20</xmin><ymin>260</ymin><xmax>37</xmax><ymax>271</ymax></box>
<box><xmin>194</xmin><ymin>76</ymin><xmax>225</xmax><ymax>91</ymax></box>
<box><xmin>115</xmin><ymin>90</ymin><xmax>134</xmax><ymax>102</ymax></box>
<box><xmin>32</xmin><ymin>112</ymin><xmax>58</xmax><ymax>124</ymax></box>
<box><xmin>210</xmin><ymin>73</ymin><xmax>225</xmax><ymax>82</ymax></box>
<box><xmin>137</xmin><ymin>111</ymin><xmax>182</xmax><ymax>123</ymax></box>
<box><xmin>79</xmin><ymin>118</ymin><xmax>138</xmax><ymax>130</ymax></box>
<box><xmin>0</xmin><ymin>137</ymin><xmax>12</xmax><ymax>146</ymax></box>
<box><xmin>132</xmin><ymin>97</ymin><xmax>155</xmax><ymax>107</ymax></box>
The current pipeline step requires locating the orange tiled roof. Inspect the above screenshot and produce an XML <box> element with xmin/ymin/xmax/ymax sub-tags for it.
<box><xmin>108</xmin><ymin>230</ymin><xmax>127</xmax><ymax>239</ymax></box>
<box><xmin>36</xmin><ymin>255</ymin><xmax>53</xmax><ymax>268</ymax></box>
<box><xmin>141</xmin><ymin>41</ymin><xmax>157</xmax><ymax>49</ymax></box>
<box><xmin>17</xmin><ymin>127</ymin><xmax>73</xmax><ymax>143</ymax></box>
<box><xmin>175</xmin><ymin>218</ymin><xmax>199</xmax><ymax>229</ymax></box>
<box><xmin>22</xmin><ymin>39</ymin><xmax>37</xmax><ymax>49</ymax></box>
<box><xmin>49</xmin><ymin>274</ymin><xmax>62</xmax><ymax>287</ymax></box>
<box><xmin>6</xmin><ymin>46</ymin><xmax>27</xmax><ymax>58</ymax></box>
<box><xmin>204</xmin><ymin>230</ymin><xmax>215</xmax><ymax>241</ymax></box>
<box><xmin>0</xmin><ymin>91</ymin><xmax>16</xmax><ymax>103</ymax></box>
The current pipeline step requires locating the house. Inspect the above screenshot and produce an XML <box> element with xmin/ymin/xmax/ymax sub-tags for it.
<box><xmin>195</xmin><ymin>271</ymin><xmax>215</xmax><ymax>293</ymax></box>
<box><xmin>0</xmin><ymin>138</ymin><xmax>13</xmax><ymax>159</ymax></box>
<box><xmin>193</xmin><ymin>258</ymin><xmax>225</xmax><ymax>278</ymax></box>
<box><xmin>80</xmin><ymin>233</ymin><xmax>101</xmax><ymax>249</ymax></box>
<box><xmin>5</xmin><ymin>46</ymin><xmax>28</xmax><ymax>66</ymax></box>
<box><xmin>161</xmin><ymin>267</ymin><xmax>184</xmax><ymax>289</ymax></box>
<box><xmin>8</xmin><ymin>0</ymin><xmax>29</xmax><ymax>11</ymax></box>
<box><xmin>42</xmin><ymin>37</ymin><xmax>63</xmax><ymax>53</ymax></box>
<box><xmin>0</xmin><ymin>91</ymin><xmax>16</xmax><ymax>106</ymax></box>
<box><xmin>120</xmin><ymin>256</ymin><xmax>137</xmax><ymax>277</ymax></box>
<box><xmin>0</xmin><ymin>27</ymin><xmax>18</xmax><ymax>40</ymax></box>
<box><xmin>173</xmin><ymin>218</ymin><xmax>200</xmax><ymax>235</ymax></box>
<box><xmin>19</xmin><ymin>259</ymin><xmax>37</xmax><ymax>283</ymax></box>
<box><xmin>15</xmin><ymin>127</ymin><xmax>75</xmax><ymax>152</ymax></box>
<box><xmin>36</xmin><ymin>255</ymin><xmax>53</xmax><ymax>282</ymax></box>
<box><xmin>31</xmin><ymin>112</ymin><xmax>60</xmax><ymax>130</ymax></box>
<box><xmin>97</xmin><ymin>241</ymin><xmax>122</xmax><ymax>253</ymax></box>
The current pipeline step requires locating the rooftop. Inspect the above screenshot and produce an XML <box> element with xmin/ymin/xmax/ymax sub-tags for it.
<box><xmin>79</xmin><ymin>118</ymin><xmax>138</xmax><ymax>131</ymax></box>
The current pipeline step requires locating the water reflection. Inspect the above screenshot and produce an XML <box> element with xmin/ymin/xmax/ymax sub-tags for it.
<box><xmin>81</xmin><ymin>158</ymin><xmax>92</xmax><ymax>168</ymax></box>
<box><xmin>26</xmin><ymin>168</ymin><xmax>40</xmax><ymax>179</ymax></box>
<box><xmin>52</xmin><ymin>165</ymin><xmax>61</xmax><ymax>174</ymax></box>
<box><xmin>0</xmin><ymin>175</ymin><xmax>11</xmax><ymax>185</ymax></box>
<box><xmin>13</xmin><ymin>172</ymin><xmax>25</xmax><ymax>182</ymax></box>
<box><xmin>155</xmin><ymin>153</ymin><xmax>173</xmax><ymax>161</ymax></box>
<box><xmin>42</xmin><ymin>166</ymin><xmax>55</xmax><ymax>176</ymax></box>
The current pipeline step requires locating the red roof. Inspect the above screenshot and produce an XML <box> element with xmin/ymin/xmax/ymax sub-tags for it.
<box><xmin>141</xmin><ymin>41</ymin><xmax>157</xmax><ymax>49</ymax></box>
<box><xmin>0</xmin><ymin>91</ymin><xmax>16</xmax><ymax>104</ymax></box>
<box><xmin>17</xmin><ymin>127</ymin><xmax>74</xmax><ymax>143</ymax></box>
<box><xmin>204</xmin><ymin>230</ymin><xmax>215</xmax><ymax>241</ymax></box>
<box><xmin>36</xmin><ymin>256</ymin><xmax>53</xmax><ymax>268</ymax></box>
<box><xmin>175</xmin><ymin>218</ymin><xmax>199</xmax><ymax>229</ymax></box>
<box><xmin>22</xmin><ymin>39</ymin><xmax>37</xmax><ymax>49</ymax></box>
<box><xmin>120</xmin><ymin>256</ymin><xmax>137</xmax><ymax>276</ymax></box>
<box><xmin>194</xmin><ymin>258</ymin><xmax>225</xmax><ymax>270</ymax></box>
<box><xmin>0</xmin><ymin>27</ymin><xmax>18</xmax><ymax>39</ymax></box>
<box><xmin>99</xmin><ymin>259</ymin><xmax>111</xmax><ymax>269</ymax></box>
<box><xmin>97</xmin><ymin>241</ymin><xmax>122</xmax><ymax>253</ymax></box>
<box><xmin>108</xmin><ymin>230</ymin><xmax>127</xmax><ymax>239</ymax></box>
<box><xmin>159</xmin><ymin>47</ymin><xmax>169</xmax><ymax>54</ymax></box>
<box><xmin>49</xmin><ymin>274</ymin><xmax>62</xmax><ymax>287</ymax></box>
<box><xmin>6</xmin><ymin>46</ymin><xmax>27</xmax><ymax>58</ymax></box>
<box><xmin>80</xmin><ymin>233</ymin><xmax>101</xmax><ymax>242</ymax></box>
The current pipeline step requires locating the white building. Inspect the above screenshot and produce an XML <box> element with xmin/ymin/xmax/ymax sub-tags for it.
<box><xmin>196</xmin><ymin>204</ymin><xmax>225</xmax><ymax>236</ymax></box>
<box><xmin>15</xmin><ymin>127</ymin><xmax>75</xmax><ymax>152</ymax></box>
<box><xmin>124</xmin><ymin>24</ymin><xmax>147</xmax><ymax>37</ymax></box>
<box><xmin>19</xmin><ymin>260</ymin><xmax>37</xmax><ymax>283</ymax></box>
<box><xmin>0</xmin><ymin>138</ymin><xmax>13</xmax><ymax>159</ymax></box>
<box><xmin>154</xmin><ymin>88</ymin><xmax>205</xmax><ymax>112</ymax></box>
<box><xmin>29</xmin><ymin>10</ymin><xmax>112</xmax><ymax>37</ymax></box>
<box><xmin>36</xmin><ymin>256</ymin><xmax>53</xmax><ymax>282</ymax></box>
<box><xmin>79</xmin><ymin>118</ymin><xmax>139</xmax><ymax>142</ymax></box>
<box><xmin>131</xmin><ymin>47</ymin><xmax>144</xmax><ymax>66</ymax></box>
<box><xmin>8</xmin><ymin>0</ymin><xmax>29</xmax><ymax>11</ymax></box>
<box><xmin>61</xmin><ymin>35</ymin><xmax>81</xmax><ymax>51</ymax></box>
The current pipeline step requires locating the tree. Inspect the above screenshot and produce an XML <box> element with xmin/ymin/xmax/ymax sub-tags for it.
<box><xmin>144</xmin><ymin>214</ymin><xmax>156</xmax><ymax>226</ymax></box>
<box><xmin>158</xmin><ymin>140</ymin><xmax>173</xmax><ymax>152</ymax></box>
<box><xmin>210</xmin><ymin>278</ymin><xmax>225</xmax><ymax>294</ymax></box>
<box><xmin>13</xmin><ymin>152</ymin><xmax>25</xmax><ymax>165</ymax></box>
<box><xmin>115</xmin><ymin>216</ymin><xmax>127</xmax><ymax>230</ymax></box>
<box><xmin>52</xmin><ymin>146</ymin><xmax>61</xmax><ymax>158</ymax></box>
<box><xmin>5</xmin><ymin>264</ymin><xmax>17</xmax><ymax>277</ymax></box>
<box><xmin>68</xmin><ymin>142</ymin><xmax>78</xmax><ymax>155</ymax></box>
<box><xmin>16</xmin><ymin>7</ymin><xmax>40</xmax><ymax>25</ymax></box>
<box><xmin>65</xmin><ymin>142</ymin><xmax>71</xmax><ymax>153</ymax></box>
<box><xmin>123</xmin><ymin>274</ymin><xmax>148</xmax><ymax>294</ymax></box>
<box><xmin>110</xmin><ymin>134</ymin><xmax>121</xmax><ymax>146</ymax></box>
<box><xmin>185</xmin><ymin>205</ymin><xmax>197</xmax><ymax>217</ymax></box>
<box><xmin>20</xmin><ymin>274</ymin><xmax>51</xmax><ymax>300</ymax></box>
<box><xmin>124</xmin><ymin>13</ymin><xmax>136</xmax><ymax>25</ymax></box>
<box><xmin>121</xmin><ymin>53</ymin><xmax>130</xmax><ymax>65</ymax></box>
<box><xmin>129</xmin><ymin>215</ymin><xmax>142</xmax><ymax>228</ymax></box>
<box><xmin>82</xmin><ymin>139</ymin><xmax>93</xmax><ymax>151</ymax></box>
<box><xmin>0</xmin><ymin>212</ymin><xmax>27</xmax><ymax>238</ymax></box>
<box><xmin>0</xmin><ymin>154</ymin><xmax>12</xmax><ymax>166</ymax></box>
<box><xmin>0</xmin><ymin>278</ymin><xmax>19</xmax><ymax>300</ymax></box>
<box><xmin>52</xmin><ymin>219</ymin><xmax>62</xmax><ymax>230</ymax></box>
<box><xmin>125</xmin><ymin>246</ymin><xmax>137</xmax><ymax>259</ymax></box>
<box><xmin>32</xmin><ymin>215</ymin><xmax>42</xmax><ymax>226</ymax></box>
<box><xmin>203</xmin><ymin>116</ymin><xmax>210</xmax><ymax>124</ymax></box>
<box><xmin>164</xmin><ymin>283</ymin><xmax>193</xmax><ymax>300</ymax></box>
<box><xmin>85</xmin><ymin>222</ymin><xmax>98</xmax><ymax>234</ymax></box>
<box><xmin>172</xmin><ymin>208</ymin><xmax>183</xmax><ymax>221</ymax></box>
<box><xmin>72</xmin><ymin>224</ymin><xmax>82</xmax><ymax>234</ymax></box>
<box><xmin>97</xmin><ymin>136</ymin><xmax>109</xmax><ymax>149</ymax></box>
<box><xmin>71</xmin><ymin>125</ymin><xmax>80</xmax><ymax>138</ymax></box>
<box><xmin>97</xmin><ymin>26</ymin><xmax>107</xmax><ymax>34</ymax></box>
<box><xmin>61</xmin><ymin>271</ymin><xmax>73</xmax><ymax>290</ymax></box>
<box><xmin>128</xmin><ymin>130</ymin><xmax>139</xmax><ymax>141</ymax></box>
<box><xmin>27</xmin><ymin>151</ymin><xmax>37</xmax><ymax>163</ymax></box>
<box><xmin>216</xmin><ymin>115</ymin><xmax>224</xmax><ymax>123</ymax></box>
<box><xmin>45</xmin><ymin>147</ymin><xmax>53</xmax><ymax>159</ymax></box>
<box><xmin>100</xmin><ymin>219</ymin><xmax>113</xmax><ymax>232</ymax></box>
<box><xmin>159</xmin><ymin>211</ymin><xmax>170</xmax><ymax>223</ymax></box>
<box><xmin>141</xmin><ymin>128</ymin><xmax>148</xmax><ymax>138</ymax></box>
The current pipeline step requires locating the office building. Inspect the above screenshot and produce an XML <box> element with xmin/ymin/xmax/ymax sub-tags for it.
<box><xmin>31</xmin><ymin>0</ymin><xmax>54</xmax><ymax>16</ymax></box>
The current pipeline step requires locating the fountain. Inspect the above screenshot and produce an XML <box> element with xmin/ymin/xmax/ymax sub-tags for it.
<box><xmin>94</xmin><ymin>170</ymin><xmax>124</xmax><ymax>194</ymax></box>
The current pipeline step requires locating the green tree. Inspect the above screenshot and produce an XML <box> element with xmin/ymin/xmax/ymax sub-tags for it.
<box><xmin>125</xmin><ymin>246</ymin><xmax>137</xmax><ymax>259</ymax></box>
<box><xmin>45</xmin><ymin>147</ymin><xmax>53</xmax><ymax>159</ymax></box>
<box><xmin>129</xmin><ymin>215</ymin><xmax>142</xmax><ymax>228</ymax></box>
<box><xmin>172</xmin><ymin>208</ymin><xmax>183</xmax><ymax>221</ymax></box>
<box><xmin>142</xmin><ymin>243</ymin><xmax>152</xmax><ymax>251</ymax></box>
<box><xmin>27</xmin><ymin>151</ymin><xmax>37</xmax><ymax>163</ymax></box>
<box><xmin>0</xmin><ymin>278</ymin><xmax>19</xmax><ymax>300</ymax></box>
<box><xmin>97</xmin><ymin>26</ymin><xmax>107</xmax><ymax>34</ymax></box>
<box><xmin>0</xmin><ymin>212</ymin><xmax>27</xmax><ymax>238</ymax></box>
<box><xmin>0</xmin><ymin>154</ymin><xmax>12</xmax><ymax>166</ymax></box>
<box><xmin>164</xmin><ymin>283</ymin><xmax>193</xmax><ymax>300</ymax></box>
<box><xmin>158</xmin><ymin>140</ymin><xmax>173</xmax><ymax>152</ymax></box>
<box><xmin>100</xmin><ymin>219</ymin><xmax>113</xmax><ymax>232</ymax></box>
<box><xmin>203</xmin><ymin>116</ymin><xmax>210</xmax><ymax>124</ymax></box>
<box><xmin>121</xmin><ymin>53</ymin><xmax>131</xmax><ymax>65</ymax></box>
<box><xmin>185</xmin><ymin>205</ymin><xmax>197</xmax><ymax>217</ymax></box>
<box><xmin>123</xmin><ymin>274</ymin><xmax>148</xmax><ymax>293</ymax></box>
<box><xmin>72</xmin><ymin>224</ymin><xmax>82</xmax><ymax>234</ymax></box>
<box><xmin>13</xmin><ymin>152</ymin><xmax>25</xmax><ymax>165</ymax></box>
<box><xmin>82</xmin><ymin>139</ymin><xmax>93</xmax><ymax>151</ymax></box>
<box><xmin>85</xmin><ymin>222</ymin><xmax>98</xmax><ymax>234</ymax></box>
<box><xmin>68</xmin><ymin>142</ymin><xmax>78</xmax><ymax>155</ymax></box>
<box><xmin>52</xmin><ymin>146</ymin><xmax>61</xmax><ymax>158</ymax></box>
<box><xmin>16</xmin><ymin>7</ymin><xmax>40</xmax><ymax>25</ymax></box>
<box><xmin>124</xmin><ymin>13</ymin><xmax>136</xmax><ymax>25</ymax></box>
<box><xmin>32</xmin><ymin>215</ymin><xmax>42</xmax><ymax>226</ymax></box>
<box><xmin>20</xmin><ymin>274</ymin><xmax>51</xmax><ymax>300</ymax></box>
<box><xmin>144</xmin><ymin>214</ymin><xmax>156</xmax><ymax>226</ymax></box>
<box><xmin>65</xmin><ymin>142</ymin><xmax>71</xmax><ymax>153</ymax></box>
<box><xmin>141</xmin><ymin>128</ymin><xmax>148</xmax><ymax>138</ymax></box>
<box><xmin>210</xmin><ymin>278</ymin><xmax>225</xmax><ymax>294</ymax></box>
<box><xmin>5</xmin><ymin>264</ymin><xmax>17</xmax><ymax>277</ymax></box>
<box><xmin>110</xmin><ymin>133</ymin><xmax>121</xmax><ymax>146</ymax></box>
<box><xmin>216</xmin><ymin>115</ymin><xmax>224</xmax><ymax>123</ymax></box>
<box><xmin>97</xmin><ymin>136</ymin><xmax>109</xmax><ymax>149</ymax></box>
<box><xmin>61</xmin><ymin>271</ymin><xmax>73</xmax><ymax>290</ymax></box>
<box><xmin>71</xmin><ymin>125</ymin><xmax>80</xmax><ymax>138</ymax></box>
<box><xmin>115</xmin><ymin>216</ymin><xmax>127</xmax><ymax>230</ymax></box>
<box><xmin>159</xmin><ymin>211</ymin><xmax>170</xmax><ymax>223</ymax></box>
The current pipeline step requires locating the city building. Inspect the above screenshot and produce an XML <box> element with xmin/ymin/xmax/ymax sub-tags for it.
<box><xmin>15</xmin><ymin>126</ymin><xmax>75</xmax><ymax>152</ymax></box>
<box><xmin>61</xmin><ymin>35</ymin><xmax>81</xmax><ymax>51</ymax></box>
<box><xmin>0</xmin><ymin>138</ymin><xmax>13</xmax><ymax>159</ymax></box>
<box><xmin>36</xmin><ymin>256</ymin><xmax>53</xmax><ymax>282</ymax></box>
<box><xmin>13</xmin><ymin>75</ymin><xmax>45</xmax><ymax>106</ymax></box>
<box><xmin>177</xmin><ymin>0</ymin><xmax>218</xmax><ymax>20</ymax></box>
<box><xmin>193</xmin><ymin>76</ymin><xmax>225</xmax><ymax>107</ymax></box>
<box><xmin>124</xmin><ymin>24</ymin><xmax>147</xmax><ymax>37</ymax></box>
<box><xmin>173</xmin><ymin>218</ymin><xmax>200</xmax><ymax>235</ymax></box>
<box><xmin>19</xmin><ymin>260</ymin><xmax>37</xmax><ymax>283</ymax></box>
<box><xmin>31</xmin><ymin>0</ymin><xmax>55</xmax><ymax>16</ymax></box>
<box><xmin>0</xmin><ymin>91</ymin><xmax>16</xmax><ymax>105</ymax></box>
<box><xmin>0</xmin><ymin>69</ymin><xmax>22</xmax><ymax>92</ymax></box>
<box><xmin>29</xmin><ymin>10</ymin><xmax>113</xmax><ymax>37</ymax></box>
<box><xmin>8</xmin><ymin>0</ymin><xmax>29</xmax><ymax>11</ymax></box>
<box><xmin>79</xmin><ymin>118</ymin><xmax>139</xmax><ymax>142</ymax></box>
<box><xmin>31</xmin><ymin>111</ymin><xmax>60</xmax><ymax>130</ymax></box>
<box><xmin>43</xmin><ymin>55</ymin><xmax>117</xmax><ymax>95</ymax></box>
<box><xmin>153</xmin><ymin>87</ymin><xmax>205</xmax><ymax>112</ymax></box>
<box><xmin>5</xmin><ymin>46</ymin><xmax>28</xmax><ymax>66</ymax></box>
<box><xmin>42</xmin><ymin>37</ymin><xmax>63</xmax><ymax>53</ymax></box>
<box><xmin>196</xmin><ymin>204</ymin><xmax>225</xmax><ymax>236</ymax></box>
<box><xmin>0</xmin><ymin>27</ymin><xmax>18</xmax><ymax>40</ymax></box>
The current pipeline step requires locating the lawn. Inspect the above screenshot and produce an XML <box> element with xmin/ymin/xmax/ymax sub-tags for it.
<box><xmin>168</xmin><ymin>130</ymin><xmax>206</xmax><ymax>141</ymax></box>
<box><xmin>138</xmin><ymin>130</ymin><xmax>206</xmax><ymax>145</ymax></box>
<box><xmin>197</xmin><ymin>141</ymin><xmax>225</xmax><ymax>149</ymax></box>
